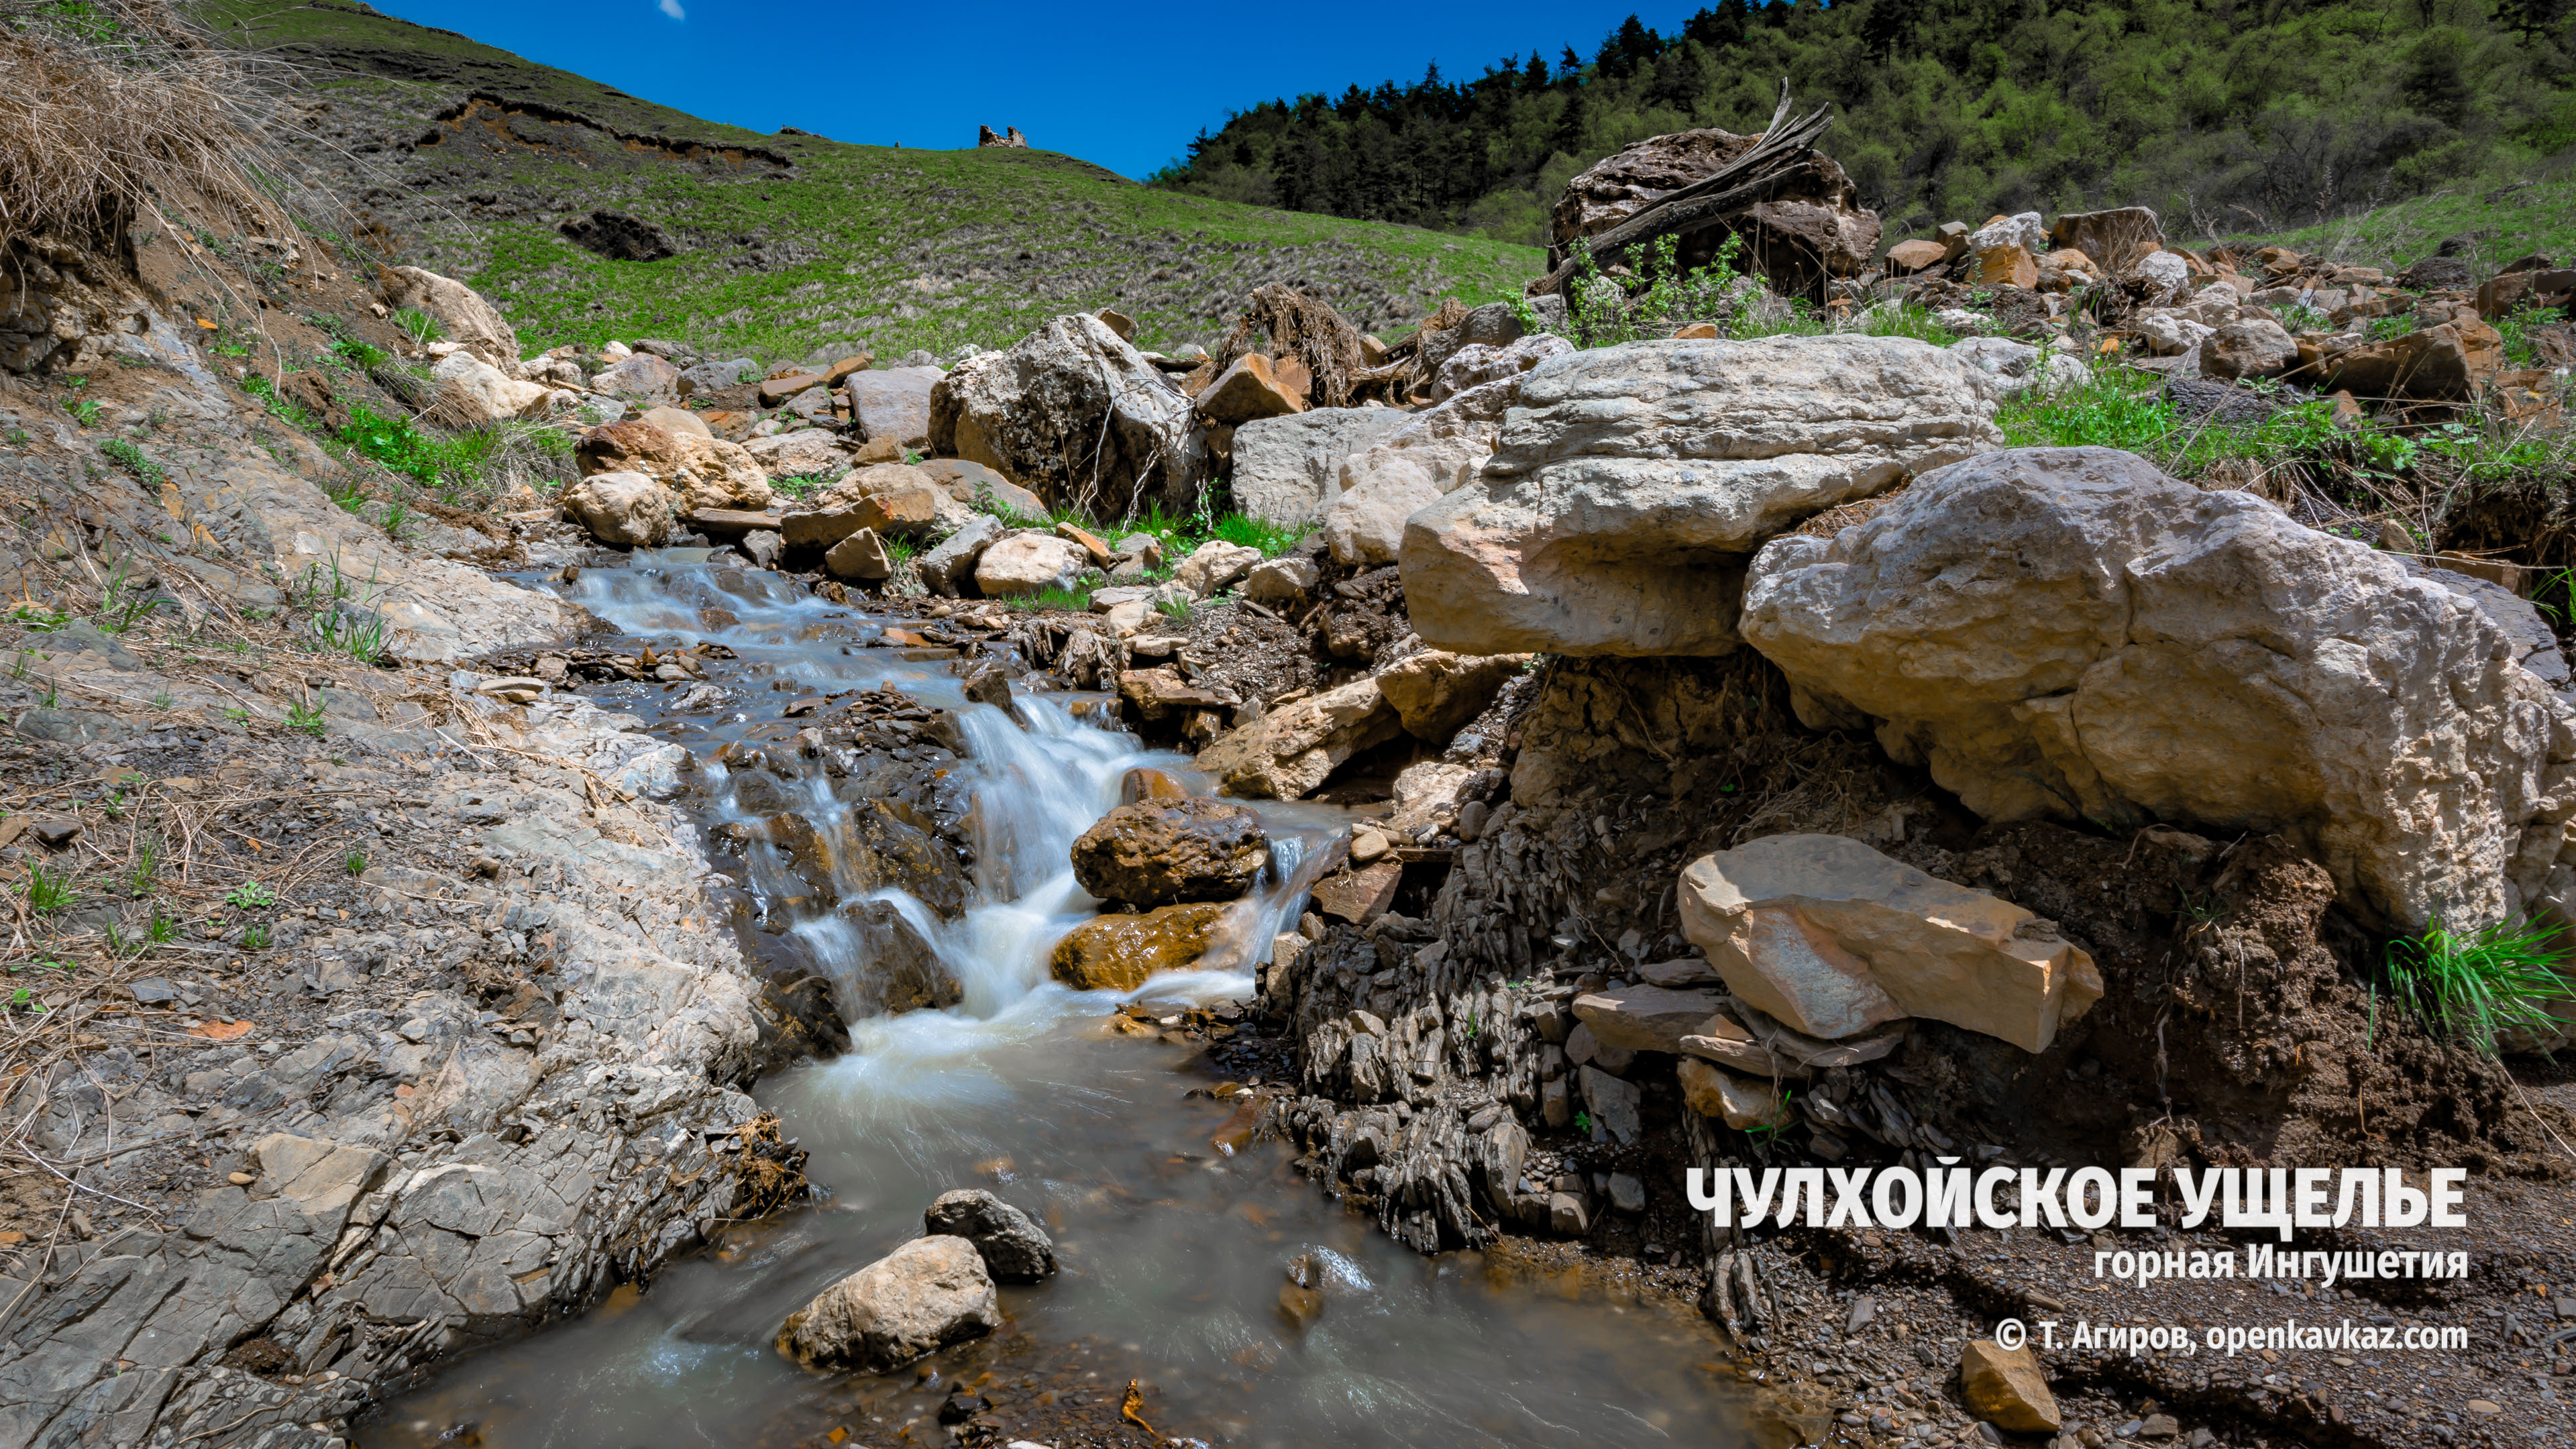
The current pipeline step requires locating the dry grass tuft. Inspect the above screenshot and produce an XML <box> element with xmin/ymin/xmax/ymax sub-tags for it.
<box><xmin>1215</xmin><ymin>282</ymin><xmax>1367</xmax><ymax>409</ymax></box>
<box><xmin>0</xmin><ymin>0</ymin><xmax>287</xmax><ymax>255</ymax></box>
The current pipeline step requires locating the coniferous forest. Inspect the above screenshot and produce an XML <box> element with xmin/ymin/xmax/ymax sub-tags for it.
<box><xmin>1148</xmin><ymin>0</ymin><xmax>2576</xmax><ymax>245</ymax></box>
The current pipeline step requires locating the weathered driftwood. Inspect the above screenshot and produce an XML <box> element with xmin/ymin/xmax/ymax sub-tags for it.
<box><xmin>1532</xmin><ymin>83</ymin><xmax>1837</xmax><ymax>297</ymax></box>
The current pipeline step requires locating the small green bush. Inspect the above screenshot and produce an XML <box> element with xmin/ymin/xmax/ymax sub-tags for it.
<box><xmin>392</xmin><ymin>307</ymin><xmax>444</xmax><ymax>345</ymax></box>
<box><xmin>2385</xmin><ymin>916</ymin><xmax>2575</xmax><ymax>1057</ymax></box>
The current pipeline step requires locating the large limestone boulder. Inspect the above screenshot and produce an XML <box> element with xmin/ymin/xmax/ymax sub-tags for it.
<box><xmin>930</xmin><ymin>313</ymin><xmax>1205</xmax><ymax>519</ymax></box>
<box><xmin>1049</xmin><ymin>902</ymin><xmax>1229</xmax><ymax>989</ymax></box>
<box><xmin>1194</xmin><ymin>677</ymin><xmax>1402</xmax><ymax>800</ymax></box>
<box><xmin>428</xmin><ymin>351</ymin><xmax>549</xmax><ymax>427</ymax></box>
<box><xmin>775</xmin><ymin>1235</ymin><xmax>1000</xmax><ymax>1373</ymax></box>
<box><xmin>848</xmin><ymin>366</ymin><xmax>943</xmax><ymax>448</ymax></box>
<box><xmin>1741</xmin><ymin>446</ymin><xmax>2573</xmax><ymax>931</ymax></box>
<box><xmin>379</xmin><ymin>266</ymin><xmax>522</xmax><ymax>371</ymax></box>
<box><xmin>1678</xmin><ymin>833</ymin><xmax>2100</xmax><ymax>1053</ymax></box>
<box><xmin>561</xmin><ymin>471</ymin><xmax>672</xmax><ymax>547</ymax></box>
<box><xmin>576</xmin><ymin>421</ymin><xmax>773</xmax><ymax>513</ymax></box>
<box><xmin>1323</xmin><ymin>376</ymin><xmax>1521</xmax><ymax>567</ymax></box>
<box><xmin>923</xmin><ymin>1190</ymin><xmax>1059</xmax><ymax>1283</ymax></box>
<box><xmin>1230</xmin><ymin>408</ymin><xmax>1409</xmax><ymax>525</ymax></box>
<box><xmin>1399</xmin><ymin>336</ymin><xmax>1999</xmax><ymax>657</ymax></box>
<box><xmin>1071</xmin><ymin>797</ymin><xmax>1271</xmax><ymax>906</ymax></box>
<box><xmin>1430</xmin><ymin>333</ymin><xmax>1572</xmax><ymax>402</ymax></box>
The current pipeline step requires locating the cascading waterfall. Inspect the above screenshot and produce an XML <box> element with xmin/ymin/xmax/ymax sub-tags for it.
<box><xmin>365</xmin><ymin>553</ymin><xmax>1741</xmax><ymax>1449</ymax></box>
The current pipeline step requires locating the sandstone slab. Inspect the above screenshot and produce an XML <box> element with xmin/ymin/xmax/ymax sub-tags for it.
<box><xmin>1676</xmin><ymin>1058</ymin><xmax>1794</xmax><ymax>1129</ymax></box>
<box><xmin>1960</xmin><ymin>1340</ymin><xmax>2061</xmax><ymax>1432</ymax></box>
<box><xmin>1678</xmin><ymin>833</ymin><xmax>2101</xmax><ymax>1053</ymax></box>
<box><xmin>1375</xmin><ymin>649</ymin><xmax>1527</xmax><ymax>741</ymax></box>
<box><xmin>1570</xmin><ymin>985</ymin><xmax>1727</xmax><ymax>1055</ymax></box>
<box><xmin>1324</xmin><ymin>376</ymin><xmax>1521</xmax><ymax>566</ymax></box>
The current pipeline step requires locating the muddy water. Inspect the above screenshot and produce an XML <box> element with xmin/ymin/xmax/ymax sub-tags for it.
<box><xmin>364</xmin><ymin>554</ymin><xmax>1746</xmax><ymax>1448</ymax></box>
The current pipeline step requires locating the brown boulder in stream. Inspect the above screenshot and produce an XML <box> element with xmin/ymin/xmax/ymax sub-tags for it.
<box><xmin>1070</xmin><ymin>797</ymin><xmax>1269</xmax><ymax>907</ymax></box>
<box><xmin>1050</xmin><ymin>902</ymin><xmax>1229</xmax><ymax>990</ymax></box>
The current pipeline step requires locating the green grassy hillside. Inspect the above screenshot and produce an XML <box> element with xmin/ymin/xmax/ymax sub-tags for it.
<box><xmin>204</xmin><ymin>0</ymin><xmax>1540</xmax><ymax>363</ymax></box>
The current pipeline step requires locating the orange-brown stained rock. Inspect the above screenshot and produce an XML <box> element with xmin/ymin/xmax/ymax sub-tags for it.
<box><xmin>1049</xmin><ymin>902</ymin><xmax>1230</xmax><ymax>991</ymax></box>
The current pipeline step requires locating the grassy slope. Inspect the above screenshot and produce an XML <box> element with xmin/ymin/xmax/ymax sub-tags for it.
<box><xmin>2209</xmin><ymin>178</ymin><xmax>2576</xmax><ymax>275</ymax></box>
<box><xmin>202</xmin><ymin>0</ymin><xmax>1540</xmax><ymax>364</ymax></box>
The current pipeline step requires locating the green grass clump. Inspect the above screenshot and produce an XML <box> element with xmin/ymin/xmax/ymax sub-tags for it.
<box><xmin>1210</xmin><ymin>513</ymin><xmax>1306</xmax><ymax>557</ymax></box>
<box><xmin>1004</xmin><ymin>584</ymin><xmax>1094</xmax><ymax>612</ymax></box>
<box><xmin>100</xmin><ymin>437</ymin><xmax>166</xmax><ymax>486</ymax></box>
<box><xmin>2385</xmin><ymin>916</ymin><xmax>2575</xmax><ymax>1057</ymax></box>
<box><xmin>392</xmin><ymin>306</ymin><xmax>444</xmax><ymax>345</ymax></box>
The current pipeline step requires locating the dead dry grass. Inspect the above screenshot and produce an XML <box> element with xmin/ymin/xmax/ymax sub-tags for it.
<box><xmin>0</xmin><ymin>0</ymin><xmax>288</xmax><ymax>255</ymax></box>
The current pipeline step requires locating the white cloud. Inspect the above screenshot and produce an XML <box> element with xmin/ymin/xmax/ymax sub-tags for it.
<box><xmin>657</xmin><ymin>0</ymin><xmax>684</xmax><ymax>18</ymax></box>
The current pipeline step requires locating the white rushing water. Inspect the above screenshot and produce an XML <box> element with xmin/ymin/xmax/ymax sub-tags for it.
<box><xmin>362</xmin><ymin>553</ymin><xmax>1742</xmax><ymax>1449</ymax></box>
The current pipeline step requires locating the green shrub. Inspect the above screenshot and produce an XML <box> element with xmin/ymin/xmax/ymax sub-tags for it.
<box><xmin>392</xmin><ymin>307</ymin><xmax>444</xmax><ymax>345</ymax></box>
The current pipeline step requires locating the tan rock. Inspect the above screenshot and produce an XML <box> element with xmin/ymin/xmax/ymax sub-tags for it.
<box><xmin>1049</xmin><ymin>902</ymin><xmax>1230</xmax><ymax>989</ymax></box>
<box><xmin>641</xmin><ymin>405</ymin><xmax>714</xmax><ymax>439</ymax></box>
<box><xmin>428</xmin><ymin>351</ymin><xmax>548</xmax><ymax>427</ymax></box>
<box><xmin>378</xmin><ymin>265</ymin><xmax>522</xmax><ymax>370</ymax></box>
<box><xmin>825</xmin><ymin>527</ymin><xmax>891</xmax><ymax>580</ymax></box>
<box><xmin>1960</xmin><ymin>1340</ymin><xmax>2061</xmax><ymax>1432</ymax></box>
<box><xmin>1678</xmin><ymin>833</ymin><xmax>2101</xmax><ymax>1053</ymax></box>
<box><xmin>1375</xmin><ymin>649</ymin><xmax>1527</xmax><ymax>741</ymax></box>
<box><xmin>974</xmin><ymin>533</ymin><xmax>1086</xmax><ymax>596</ymax></box>
<box><xmin>1195</xmin><ymin>354</ymin><xmax>1306</xmax><ymax>424</ymax></box>
<box><xmin>1173</xmin><ymin>540</ymin><xmax>1262</xmax><ymax>595</ymax></box>
<box><xmin>1971</xmin><ymin>244</ymin><xmax>2038</xmax><ymax>288</ymax></box>
<box><xmin>1571</xmin><ymin>985</ymin><xmax>1729</xmax><ymax>1055</ymax></box>
<box><xmin>1399</xmin><ymin>337</ymin><xmax>1998</xmax><ymax>656</ymax></box>
<box><xmin>1676</xmin><ymin>1058</ymin><xmax>1793</xmax><ymax>1130</ymax></box>
<box><xmin>1095</xmin><ymin>307</ymin><xmax>1136</xmax><ymax>340</ymax></box>
<box><xmin>561</xmin><ymin>471</ymin><xmax>672</xmax><ymax>547</ymax></box>
<box><xmin>1674</xmin><ymin>1011</ymin><xmax>1798</xmax><ymax>1077</ymax></box>
<box><xmin>1194</xmin><ymin>677</ymin><xmax>1402</xmax><ymax>799</ymax></box>
<box><xmin>576</xmin><ymin>421</ymin><xmax>773</xmax><ymax>513</ymax></box>
<box><xmin>1884</xmin><ymin>238</ymin><xmax>1947</xmax><ymax>274</ymax></box>
<box><xmin>776</xmin><ymin>1236</ymin><xmax>1000</xmax><ymax>1373</ymax></box>
<box><xmin>1309</xmin><ymin>861</ymin><xmax>1401</xmax><ymax>923</ymax></box>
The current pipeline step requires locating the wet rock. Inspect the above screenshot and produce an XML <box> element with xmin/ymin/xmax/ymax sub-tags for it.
<box><xmin>1375</xmin><ymin>649</ymin><xmax>1528</xmax><ymax>742</ymax></box>
<box><xmin>923</xmin><ymin>1189</ymin><xmax>1059</xmax><ymax>1282</ymax></box>
<box><xmin>1120</xmin><ymin>767</ymin><xmax>1189</xmax><ymax>804</ymax></box>
<box><xmin>837</xmin><ymin>898</ymin><xmax>963</xmax><ymax>1013</ymax></box>
<box><xmin>1959</xmin><ymin>1339</ymin><xmax>2061</xmax><ymax>1432</ymax></box>
<box><xmin>561</xmin><ymin>471</ymin><xmax>673</xmax><ymax>547</ymax></box>
<box><xmin>1195</xmin><ymin>677</ymin><xmax>1402</xmax><ymax>800</ymax></box>
<box><xmin>1070</xmin><ymin>797</ymin><xmax>1271</xmax><ymax>907</ymax></box>
<box><xmin>1049</xmin><ymin>902</ymin><xmax>1229</xmax><ymax>990</ymax></box>
<box><xmin>1678</xmin><ymin>833</ymin><xmax>2100</xmax><ymax>1053</ymax></box>
<box><xmin>1401</xmin><ymin>336</ymin><xmax>1998</xmax><ymax>656</ymax></box>
<box><xmin>777</xmin><ymin>1235</ymin><xmax>1001</xmax><ymax>1373</ymax></box>
<box><xmin>1741</xmin><ymin>445</ymin><xmax>2571</xmax><ymax>931</ymax></box>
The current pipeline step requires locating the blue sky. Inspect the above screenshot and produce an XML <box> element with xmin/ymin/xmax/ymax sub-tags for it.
<box><xmin>370</xmin><ymin>1</ymin><xmax>1705</xmax><ymax>178</ymax></box>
